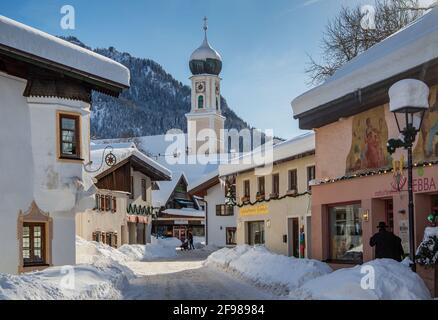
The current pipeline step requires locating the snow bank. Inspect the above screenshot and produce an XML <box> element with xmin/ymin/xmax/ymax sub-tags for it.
<box><xmin>0</xmin><ymin>257</ymin><xmax>133</xmax><ymax>300</ymax></box>
<box><xmin>76</xmin><ymin>236</ymin><xmax>129</xmax><ymax>264</ymax></box>
<box><xmin>300</xmin><ymin>259</ymin><xmax>431</xmax><ymax>300</ymax></box>
<box><xmin>206</xmin><ymin>245</ymin><xmax>332</xmax><ymax>293</ymax></box>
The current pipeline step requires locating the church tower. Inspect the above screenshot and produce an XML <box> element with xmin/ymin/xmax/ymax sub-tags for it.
<box><xmin>186</xmin><ymin>17</ymin><xmax>225</xmax><ymax>155</ymax></box>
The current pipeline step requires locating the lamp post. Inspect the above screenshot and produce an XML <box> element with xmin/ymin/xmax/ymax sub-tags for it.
<box><xmin>387</xmin><ymin>79</ymin><xmax>430</xmax><ymax>272</ymax></box>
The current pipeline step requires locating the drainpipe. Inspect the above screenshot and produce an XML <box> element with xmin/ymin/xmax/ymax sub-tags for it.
<box><xmin>205</xmin><ymin>199</ymin><xmax>208</xmax><ymax>246</ymax></box>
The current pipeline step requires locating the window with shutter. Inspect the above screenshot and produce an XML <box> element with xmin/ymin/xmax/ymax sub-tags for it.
<box><xmin>141</xmin><ymin>179</ymin><xmax>147</xmax><ymax>201</ymax></box>
<box><xmin>130</xmin><ymin>176</ymin><xmax>134</xmax><ymax>199</ymax></box>
<box><xmin>95</xmin><ymin>194</ymin><xmax>100</xmax><ymax>211</ymax></box>
<box><xmin>288</xmin><ymin>169</ymin><xmax>298</xmax><ymax>192</ymax></box>
<box><xmin>112</xmin><ymin>197</ymin><xmax>117</xmax><ymax>213</ymax></box>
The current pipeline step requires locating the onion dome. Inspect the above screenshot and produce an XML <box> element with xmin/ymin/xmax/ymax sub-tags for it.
<box><xmin>189</xmin><ymin>17</ymin><xmax>222</xmax><ymax>76</ymax></box>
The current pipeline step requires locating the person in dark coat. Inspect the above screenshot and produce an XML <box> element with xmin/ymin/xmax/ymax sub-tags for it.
<box><xmin>370</xmin><ymin>222</ymin><xmax>405</xmax><ymax>262</ymax></box>
<box><xmin>188</xmin><ymin>231</ymin><xmax>195</xmax><ymax>250</ymax></box>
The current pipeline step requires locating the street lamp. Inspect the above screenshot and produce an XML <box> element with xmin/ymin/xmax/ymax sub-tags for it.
<box><xmin>387</xmin><ymin>79</ymin><xmax>430</xmax><ymax>272</ymax></box>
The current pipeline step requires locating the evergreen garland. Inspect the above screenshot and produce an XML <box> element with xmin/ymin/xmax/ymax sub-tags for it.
<box><xmin>126</xmin><ymin>203</ymin><xmax>157</xmax><ymax>217</ymax></box>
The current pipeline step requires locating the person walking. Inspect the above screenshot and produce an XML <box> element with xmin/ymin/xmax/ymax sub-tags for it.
<box><xmin>188</xmin><ymin>231</ymin><xmax>195</xmax><ymax>250</ymax></box>
<box><xmin>370</xmin><ymin>221</ymin><xmax>405</xmax><ymax>262</ymax></box>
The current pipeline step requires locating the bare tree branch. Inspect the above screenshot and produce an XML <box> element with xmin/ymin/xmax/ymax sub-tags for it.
<box><xmin>306</xmin><ymin>0</ymin><xmax>429</xmax><ymax>85</ymax></box>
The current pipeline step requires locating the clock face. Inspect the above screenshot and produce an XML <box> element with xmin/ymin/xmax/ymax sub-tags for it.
<box><xmin>196</xmin><ymin>82</ymin><xmax>205</xmax><ymax>93</ymax></box>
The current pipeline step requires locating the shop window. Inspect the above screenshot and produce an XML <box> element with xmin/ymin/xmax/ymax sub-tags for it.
<box><xmin>307</xmin><ymin>166</ymin><xmax>316</xmax><ymax>191</ymax></box>
<box><xmin>257</xmin><ymin>176</ymin><xmax>265</xmax><ymax>197</ymax></box>
<box><xmin>141</xmin><ymin>179</ymin><xmax>147</xmax><ymax>201</ymax></box>
<box><xmin>248</xmin><ymin>221</ymin><xmax>265</xmax><ymax>245</ymax></box>
<box><xmin>329</xmin><ymin>203</ymin><xmax>363</xmax><ymax>263</ymax></box>
<box><xmin>272</xmin><ymin>174</ymin><xmax>279</xmax><ymax>196</ymax></box>
<box><xmin>226</xmin><ymin>227</ymin><xmax>237</xmax><ymax>245</ymax></box>
<box><xmin>58</xmin><ymin>112</ymin><xmax>81</xmax><ymax>160</ymax></box>
<box><xmin>288</xmin><ymin>169</ymin><xmax>298</xmax><ymax>192</ymax></box>
<box><xmin>22</xmin><ymin>223</ymin><xmax>46</xmax><ymax>267</ymax></box>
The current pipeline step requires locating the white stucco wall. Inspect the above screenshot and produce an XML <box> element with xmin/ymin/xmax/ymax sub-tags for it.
<box><xmin>0</xmin><ymin>72</ymin><xmax>34</xmax><ymax>274</ymax></box>
<box><xmin>0</xmin><ymin>71</ymin><xmax>94</xmax><ymax>274</ymax></box>
<box><xmin>205</xmin><ymin>183</ymin><xmax>236</xmax><ymax>247</ymax></box>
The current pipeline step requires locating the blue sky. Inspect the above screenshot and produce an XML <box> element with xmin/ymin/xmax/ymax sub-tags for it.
<box><xmin>0</xmin><ymin>0</ymin><xmax>367</xmax><ymax>139</ymax></box>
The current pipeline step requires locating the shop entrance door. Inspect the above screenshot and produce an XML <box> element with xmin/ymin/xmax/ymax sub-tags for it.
<box><xmin>287</xmin><ymin>217</ymin><xmax>299</xmax><ymax>258</ymax></box>
<box><xmin>385</xmin><ymin>199</ymin><xmax>394</xmax><ymax>232</ymax></box>
<box><xmin>173</xmin><ymin>226</ymin><xmax>187</xmax><ymax>241</ymax></box>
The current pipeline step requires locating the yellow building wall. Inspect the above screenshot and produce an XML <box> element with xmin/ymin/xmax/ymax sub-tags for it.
<box><xmin>235</xmin><ymin>154</ymin><xmax>314</xmax><ymax>256</ymax></box>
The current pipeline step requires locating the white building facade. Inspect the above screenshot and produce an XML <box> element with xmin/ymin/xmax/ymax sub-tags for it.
<box><xmin>0</xmin><ymin>16</ymin><xmax>130</xmax><ymax>274</ymax></box>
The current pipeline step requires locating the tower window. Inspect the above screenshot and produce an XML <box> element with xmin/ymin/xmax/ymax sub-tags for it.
<box><xmin>198</xmin><ymin>95</ymin><xmax>204</xmax><ymax>109</ymax></box>
<box><xmin>216</xmin><ymin>97</ymin><xmax>219</xmax><ymax>110</ymax></box>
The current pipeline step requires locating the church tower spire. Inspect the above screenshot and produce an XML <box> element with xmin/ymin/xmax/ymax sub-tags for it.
<box><xmin>186</xmin><ymin>17</ymin><xmax>225</xmax><ymax>155</ymax></box>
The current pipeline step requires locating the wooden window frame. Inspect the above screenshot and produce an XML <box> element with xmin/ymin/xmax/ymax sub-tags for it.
<box><xmin>257</xmin><ymin>176</ymin><xmax>265</xmax><ymax>197</ymax></box>
<box><xmin>272</xmin><ymin>174</ymin><xmax>280</xmax><ymax>197</ymax></box>
<box><xmin>216</xmin><ymin>204</ymin><xmax>234</xmax><ymax>217</ymax></box>
<box><xmin>18</xmin><ymin>201</ymin><xmax>53</xmax><ymax>273</ymax></box>
<box><xmin>288</xmin><ymin>169</ymin><xmax>298</xmax><ymax>192</ymax></box>
<box><xmin>243</xmin><ymin>180</ymin><xmax>250</xmax><ymax>198</ymax></box>
<box><xmin>57</xmin><ymin>112</ymin><xmax>82</xmax><ymax>161</ymax></box>
<box><xmin>112</xmin><ymin>197</ymin><xmax>117</xmax><ymax>213</ymax></box>
<box><xmin>22</xmin><ymin>222</ymin><xmax>47</xmax><ymax>267</ymax></box>
<box><xmin>307</xmin><ymin>165</ymin><xmax>316</xmax><ymax>191</ymax></box>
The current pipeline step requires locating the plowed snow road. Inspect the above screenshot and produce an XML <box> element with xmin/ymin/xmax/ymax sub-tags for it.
<box><xmin>122</xmin><ymin>251</ymin><xmax>278</xmax><ymax>300</ymax></box>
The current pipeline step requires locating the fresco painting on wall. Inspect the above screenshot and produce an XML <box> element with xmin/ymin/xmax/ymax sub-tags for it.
<box><xmin>346</xmin><ymin>106</ymin><xmax>390</xmax><ymax>173</ymax></box>
<box><xmin>414</xmin><ymin>86</ymin><xmax>438</xmax><ymax>162</ymax></box>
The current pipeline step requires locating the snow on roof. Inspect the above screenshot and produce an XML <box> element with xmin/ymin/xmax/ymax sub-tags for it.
<box><xmin>219</xmin><ymin>132</ymin><xmax>315</xmax><ymax>177</ymax></box>
<box><xmin>0</xmin><ymin>15</ymin><xmax>130</xmax><ymax>87</ymax></box>
<box><xmin>291</xmin><ymin>7</ymin><xmax>438</xmax><ymax>117</ymax></box>
<box><xmin>90</xmin><ymin>143</ymin><xmax>171</xmax><ymax>179</ymax></box>
<box><xmin>152</xmin><ymin>172</ymin><xmax>187</xmax><ymax>207</ymax></box>
<box><xmin>162</xmin><ymin>208</ymin><xmax>205</xmax><ymax>218</ymax></box>
<box><xmin>188</xmin><ymin>168</ymin><xmax>219</xmax><ymax>192</ymax></box>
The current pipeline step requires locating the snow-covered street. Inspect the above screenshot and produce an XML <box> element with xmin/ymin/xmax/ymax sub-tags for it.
<box><xmin>0</xmin><ymin>238</ymin><xmax>432</xmax><ymax>300</ymax></box>
<box><xmin>123</xmin><ymin>252</ymin><xmax>277</xmax><ymax>300</ymax></box>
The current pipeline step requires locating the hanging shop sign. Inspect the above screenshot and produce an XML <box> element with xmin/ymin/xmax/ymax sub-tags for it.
<box><xmin>239</xmin><ymin>204</ymin><xmax>269</xmax><ymax>217</ymax></box>
<box><xmin>174</xmin><ymin>220</ymin><xmax>189</xmax><ymax>225</ymax></box>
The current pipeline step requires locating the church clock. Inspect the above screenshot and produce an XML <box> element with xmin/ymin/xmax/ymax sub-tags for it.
<box><xmin>196</xmin><ymin>82</ymin><xmax>205</xmax><ymax>93</ymax></box>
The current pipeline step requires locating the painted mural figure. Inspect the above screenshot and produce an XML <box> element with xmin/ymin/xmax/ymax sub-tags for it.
<box><xmin>416</xmin><ymin>87</ymin><xmax>438</xmax><ymax>160</ymax></box>
<box><xmin>346</xmin><ymin>106</ymin><xmax>390</xmax><ymax>173</ymax></box>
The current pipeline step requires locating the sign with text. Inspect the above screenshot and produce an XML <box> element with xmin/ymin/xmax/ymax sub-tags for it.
<box><xmin>239</xmin><ymin>204</ymin><xmax>269</xmax><ymax>217</ymax></box>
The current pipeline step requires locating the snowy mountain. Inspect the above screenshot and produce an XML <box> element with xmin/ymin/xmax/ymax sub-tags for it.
<box><xmin>61</xmin><ymin>37</ymin><xmax>251</xmax><ymax>139</ymax></box>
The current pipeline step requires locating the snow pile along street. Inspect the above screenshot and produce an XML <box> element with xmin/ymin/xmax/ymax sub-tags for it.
<box><xmin>0</xmin><ymin>264</ymin><xmax>129</xmax><ymax>300</ymax></box>
<box><xmin>119</xmin><ymin>237</ymin><xmax>180</xmax><ymax>261</ymax></box>
<box><xmin>205</xmin><ymin>245</ymin><xmax>332</xmax><ymax>294</ymax></box>
<box><xmin>300</xmin><ymin>259</ymin><xmax>431</xmax><ymax>300</ymax></box>
<box><xmin>206</xmin><ymin>245</ymin><xmax>431</xmax><ymax>300</ymax></box>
